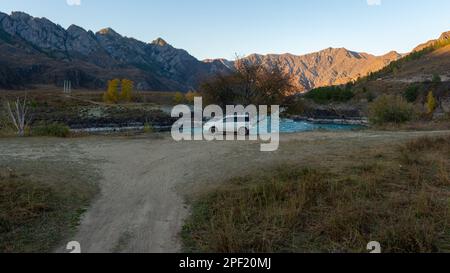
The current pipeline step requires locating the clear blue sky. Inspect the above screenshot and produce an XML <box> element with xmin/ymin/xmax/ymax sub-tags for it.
<box><xmin>1</xmin><ymin>0</ymin><xmax>449</xmax><ymax>60</ymax></box>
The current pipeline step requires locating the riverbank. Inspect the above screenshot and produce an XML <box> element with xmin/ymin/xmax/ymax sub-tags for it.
<box><xmin>289</xmin><ymin>115</ymin><xmax>369</xmax><ymax>125</ymax></box>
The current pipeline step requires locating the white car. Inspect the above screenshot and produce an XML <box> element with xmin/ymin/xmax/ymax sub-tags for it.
<box><xmin>204</xmin><ymin>114</ymin><xmax>256</xmax><ymax>136</ymax></box>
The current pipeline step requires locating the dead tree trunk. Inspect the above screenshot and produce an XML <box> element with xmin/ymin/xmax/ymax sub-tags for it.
<box><xmin>5</xmin><ymin>96</ymin><xmax>30</xmax><ymax>137</ymax></box>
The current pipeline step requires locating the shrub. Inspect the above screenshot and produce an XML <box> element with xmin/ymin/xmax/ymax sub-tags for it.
<box><xmin>366</xmin><ymin>92</ymin><xmax>375</xmax><ymax>103</ymax></box>
<box><xmin>432</xmin><ymin>74</ymin><xmax>442</xmax><ymax>85</ymax></box>
<box><xmin>185</xmin><ymin>91</ymin><xmax>200</xmax><ymax>104</ymax></box>
<box><xmin>143</xmin><ymin>123</ymin><xmax>154</xmax><ymax>133</ymax></box>
<box><xmin>426</xmin><ymin>91</ymin><xmax>437</xmax><ymax>114</ymax></box>
<box><xmin>369</xmin><ymin>95</ymin><xmax>415</xmax><ymax>125</ymax></box>
<box><xmin>32</xmin><ymin>122</ymin><xmax>70</xmax><ymax>138</ymax></box>
<box><xmin>284</xmin><ymin>97</ymin><xmax>308</xmax><ymax>115</ymax></box>
<box><xmin>305</xmin><ymin>86</ymin><xmax>354</xmax><ymax>104</ymax></box>
<box><xmin>173</xmin><ymin>92</ymin><xmax>185</xmax><ymax>104</ymax></box>
<box><xmin>0</xmin><ymin>112</ymin><xmax>15</xmax><ymax>137</ymax></box>
<box><xmin>403</xmin><ymin>85</ymin><xmax>419</xmax><ymax>103</ymax></box>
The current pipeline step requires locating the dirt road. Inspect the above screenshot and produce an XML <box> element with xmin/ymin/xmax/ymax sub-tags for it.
<box><xmin>1</xmin><ymin>130</ymin><xmax>449</xmax><ymax>253</ymax></box>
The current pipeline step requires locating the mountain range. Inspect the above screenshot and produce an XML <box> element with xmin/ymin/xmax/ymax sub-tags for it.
<box><xmin>0</xmin><ymin>11</ymin><xmax>443</xmax><ymax>93</ymax></box>
<box><xmin>0</xmin><ymin>11</ymin><xmax>230</xmax><ymax>91</ymax></box>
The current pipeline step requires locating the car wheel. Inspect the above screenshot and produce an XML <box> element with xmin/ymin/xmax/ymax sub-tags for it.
<box><xmin>238</xmin><ymin>127</ymin><xmax>249</xmax><ymax>136</ymax></box>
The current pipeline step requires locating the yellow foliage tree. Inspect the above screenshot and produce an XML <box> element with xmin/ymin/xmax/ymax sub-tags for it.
<box><xmin>185</xmin><ymin>91</ymin><xmax>200</xmax><ymax>104</ymax></box>
<box><xmin>121</xmin><ymin>79</ymin><xmax>134</xmax><ymax>103</ymax></box>
<box><xmin>103</xmin><ymin>79</ymin><xmax>120</xmax><ymax>104</ymax></box>
<box><xmin>173</xmin><ymin>92</ymin><xmax>185</xmax><ymax>104</ymax></box>
<box><xmin>427</xmin><ymin>90</ymin><xmax>437</xmax><ymax>114</ymax></box>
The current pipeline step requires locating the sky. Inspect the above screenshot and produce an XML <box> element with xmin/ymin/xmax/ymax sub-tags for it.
<box><xmin>1</xmin><ymin>0</ymin><xmax>449</xmax><ymax>60</ymax></box>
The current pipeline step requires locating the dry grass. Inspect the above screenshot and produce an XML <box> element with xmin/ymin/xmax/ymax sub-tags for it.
<box><xmin>0</xmin><ymin>88</ymin><xmax>176</xmax><ymax>135</ymax></box>
<box><xmin>373</xmin><ymin>120</ymin><xmax>450</xmax><ymax>131</ymax></box>
<box><xmin>0</xmin><ymin>162</ymin><xmax>98</xmax><ymax>253</ymax></box>
<box><xmin>0</xmin><ymin>87</ymin><xmax>180</xmax><ymax>106</ymax></box>
<box><xmin>182</xmin><ymin>136</ymin><xmax>450</xmax><ymax>253</ymax></box>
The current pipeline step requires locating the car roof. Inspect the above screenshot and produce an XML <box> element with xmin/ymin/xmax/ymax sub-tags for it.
<box><xmin>223</xmin><ymin>114</ymin><xmax>251</xmax><ymax>118</ymax></box>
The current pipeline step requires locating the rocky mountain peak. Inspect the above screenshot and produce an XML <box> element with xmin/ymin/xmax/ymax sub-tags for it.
<box><xmin>383</xmin><ymin>50</ymin><xmax>402</xmax><ymax>59</ymax></box>
<box><xmin>0</xmin><ymin>11</ymin><xmax>7</xmax><ymax>21</ymax></box>
<box><xmin>317</xmin><ymin>47</ymin><xmax>354</xmax><ymax>58</ymax></box>
<box><xmin>323</xmin><ymin>47</ymin><xmax>347</xmax><ymax>52</ymax></box>
<box><xmin>97</xmin><ymin>27</ymin><xmax>121</xmax><ymax>38</ymax></box>
<box><xmin>9</xmin><ymin>11</ymin><xmax>32</xmax><ymax>20</ymax></box>
<box><xmin>151</xmin><ymin>37</ymin><xmax>168</xmax><ymax>47</ymax></box>
<box><xmin>66</xmin><ymin>24</ymin><xmax>101</xmax><ymax>57</ymax></box>
<box><xmin>0</xmin><ymin>11</ymin><xmax>67</xmax><ymax>53</ymax></box>
<box><xmin>439</xmin><ymin>31</ymin><xmax>450</xmax><ymax>41</ymax></box>
<box><xmin>67</xmin><ymin>24</ymin><xmax>86</xmax><ymax>34</ymax></box>
<box><xmin>414</xmin><ymin>30</ymin><xmax>450</xmax><ymax>52</ymax></box>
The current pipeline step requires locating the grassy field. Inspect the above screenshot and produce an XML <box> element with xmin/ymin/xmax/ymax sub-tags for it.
<box><xmin>182</xmin><ymin>136</ymin><xmax>450</xmax><ymax>253</ymax></box>
<box><xmin>0</xmin><ymin>160</ymin><xmax>98</xmax><ymax>253</ymax></box>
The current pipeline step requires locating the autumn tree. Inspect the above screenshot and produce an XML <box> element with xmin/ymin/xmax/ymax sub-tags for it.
<box><xmin>427</xmin><ymin>90</ymin><xmax>437</xmax><ymax>114</ymax></box>
<box><xmin>173</xmin><ymin>92</ymin><xmax>185</xmax><ymax>104</ymax></box>
<box><xmin>185</xmin><ymin>91</ymin><xmax>200</xmax><ymax>104</ymax></box>
<box><xmin>120</xmin><ymin>79</ymin><xmax>134</xmax><ymax>103</ymax></box>
<box><xmin>103</xmin><ymin>79</ymin><xmax>120</xmax><ymax>104</ymax></box>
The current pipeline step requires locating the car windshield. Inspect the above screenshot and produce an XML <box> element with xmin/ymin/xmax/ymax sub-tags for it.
<box><xmin>222</xmin><ymin>116</ymin><xmax>250</xmax><ymax>123</ymax></box>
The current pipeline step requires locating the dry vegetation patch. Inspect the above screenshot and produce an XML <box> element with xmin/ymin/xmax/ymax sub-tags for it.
<box><xmin>183</xmin><ymin>136</ymin><xmax>450</xmax><ymax>253</ymax></box>
<box><xmin>0</xmin><ymin>161</ymin><xmax>98</xmax><ymax>253</ymax></box>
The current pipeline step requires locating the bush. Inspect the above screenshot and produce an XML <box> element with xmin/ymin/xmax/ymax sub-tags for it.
<box><xmin>173</xmin><ymin>92</ymin><xmax>185</xmax><ymax>104</ymax></box>
<box><xmin>143</xmin><ymin>123</ymin><xmax>154</xmax><ymax>133</ymax></box>
<box><xmin>305</xmin><ymin>86</ymin><xmax>354</xmax><ymax>104</ymax></box>
<box><xmin>432</xmin><ymin>74</ymin><xmax>442</xmax><ymax>85</ymax></box>
<box><xmin>0</xmin><ymin>113</ymin><xmax>15</xmax><ymax>137</ymax></box>
<box><xmin>427</xmin><ymin>91</ymin><xmax>438</xmax><ymax>114</ymax></box>
<box><xmin>185</xmin><ymin>91</ymin><xmax>200</xmax><ymax>104</ymax></box>
<box><xmin>369</xmin><ymin>95</ymin><xmax>415</xmax><ymax>125</ymax></box>
<box><xmin>403</xmin><ymin>85</ymin><xmax>420</xmax><ymax>103</ymax></box>
<box><xmin>284</xmin><ymin>97</ymin><xmax>308</xmax><ymax>115</ymax></box>
<box><xmin>32</xmin><ymin>122</ymin><xmax>70</xmax><ymax>138</ymax></box>
<box><xmin>366</xmin><ymin>92</ymin><xmax>375</xmax><ymax>103</ymax></box>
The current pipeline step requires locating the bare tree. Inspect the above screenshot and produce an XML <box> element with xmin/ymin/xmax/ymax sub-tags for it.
<box><xmin>5</xmin><ymin>96</ymin><xmax>31</xmax><ymax>137</ymax></box>
<box><xmin>200</xmin><ymin>57</ymin><xmax>293</xmax><ymax>107</ymax></box>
